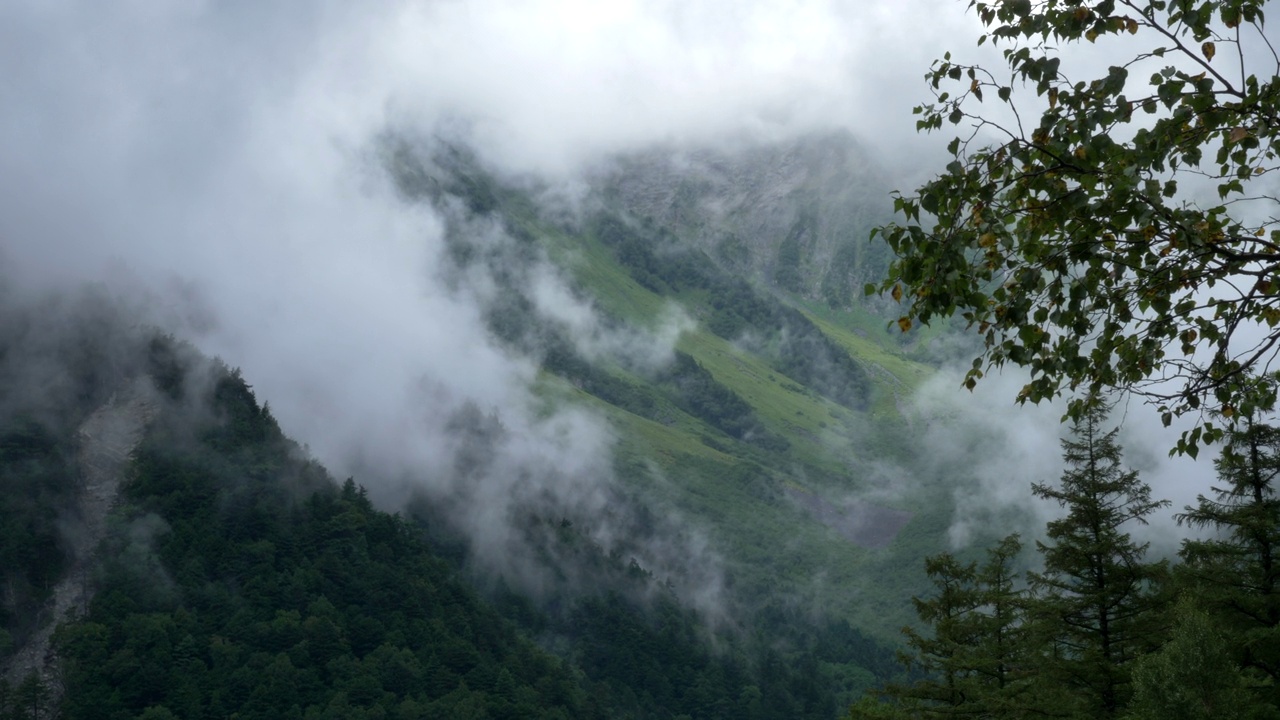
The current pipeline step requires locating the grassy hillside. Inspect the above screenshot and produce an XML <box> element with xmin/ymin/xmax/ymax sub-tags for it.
<box><xmin>0</xmin><ymin>135</ymin><xmax>971</xmax><ymax>718</ymax></box>
<box><xmin>554</xmin><ymin>221</ymin><xmax>949</xmax><ymax>636</ymax></box>
<box><xmin>382</xmin><ymin>138</ymin><xmax>958</xmax><ymax>639</ymax></box>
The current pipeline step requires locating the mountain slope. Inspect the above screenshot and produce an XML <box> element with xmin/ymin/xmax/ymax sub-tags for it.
<box><xmin>4</xmin><ymin>377</ymin><xmax>157</xmax><ymax>704</ymax></box>
<box><xmin>384</xmin><ymin>132</ymin><xmax>955</xmax><ymax>638</ymax></box>
<box><xmin>0</xmin><ymin>131</ymin><xmax>965</xmax><ymax>718</ymax></box>
<box><xmin>0</xmin><ymin>319</ymin><xmax>597</xmax><ymax>719</ymax></box>
<box><xmin>0</xmin><ymin>301</ymin><xmax>901</xmax><ymax>718</ymax></box>
<box><xmin>56</xmin><ymin>366</ymin><xmax>593</xmax><ymax>720</ymax></box>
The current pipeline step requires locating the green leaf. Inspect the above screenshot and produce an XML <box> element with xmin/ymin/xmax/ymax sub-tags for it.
<box><xmin>871</xmin><ymin>0</ymin><xmax>1280</xmax><ymax>456</ymax></box>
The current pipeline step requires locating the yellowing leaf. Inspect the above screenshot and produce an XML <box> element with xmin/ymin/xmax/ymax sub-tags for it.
<box><xmin>1085</xmin><ymin>29</ymin><xmax>1098</xmax><ymax>43</ymax></box>
<box><xmin>1048</xmin><ymin>87</ymin><xmax>1058</xmax><ymax>109</ymax></box>
<box><xmin>897</xmin><ymin>317</ymin><xmax>913</xmax><ymax>333</ymax></box>
<box><xmin>891</xmin><ymin>283</ymin><xmax>904</xmax><ymax>302</ymax></box>
<box><xmin>1126</xmin><ymin>17</ymin><xmax>1138</xmax><ymax>34</ymax></box>
<box><xmin>1230</xmin><ymin>127</ymin><xmax>1249</xmax><ymax>143</ymax></box>
<box><xmin>1202</xmin><ymin>41</ymin><xmax>1215</xmax><ymax>61</ymax></box>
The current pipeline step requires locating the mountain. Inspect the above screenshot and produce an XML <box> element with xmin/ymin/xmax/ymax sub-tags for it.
<box><xmin>594</xmin><ymin>130</ymin><xmax>894</xmax><ymax>306</ymax></box>
<box><xmin>0</xmin><ymin>131</ymin><xmax>969</xmax><ymax>718</ymax></box>
<box><xmin>381</xmin><ymin>130</ymin><xmax>956</xmax><ymax>636</ymax></box>
<box><xmin>0</xmin><ymin>301</ymin><xmax>902</xmax><ymax>719</ymax></box>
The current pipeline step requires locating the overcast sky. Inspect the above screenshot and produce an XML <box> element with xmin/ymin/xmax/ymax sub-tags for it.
<box><xmin>0</xmin><ymin>0</ymin><xmax>1220</xmax><ymax>565</ymax></box>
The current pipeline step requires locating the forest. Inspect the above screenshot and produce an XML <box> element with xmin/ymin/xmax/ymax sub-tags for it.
<box><xmin>853</xmin><ymin>397</ymin><xmax>1280</xmax><ymax>719</ymax></box>
<box><xmin>0</xmin><ymin>325</ymin><xmax>896</xmax><ymax>719</ymax></box>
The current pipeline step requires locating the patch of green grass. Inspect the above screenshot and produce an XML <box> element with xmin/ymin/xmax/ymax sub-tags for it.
<box><xmin>675</xmin><ymin>330</ymin><xmax>858</xmax><ymax>468</ymax></box>
<box><xmin>794</xmin><ymin>301</ymin><xmax>931</xmax><ymax>388</ymax></box>
<box><xmin>785</xmin><ymin>301</ymin><xmax>934</xmax><ymax>419</ymax></box>
<box><xmin>518</xmin><ymin>212</ymin><xmax>953</xmax><ymax>641</ymax></box>
<box><xmin>537</xmin><ymin>222</ymin><xmax>671</xmax><ymax>326</ymax></box>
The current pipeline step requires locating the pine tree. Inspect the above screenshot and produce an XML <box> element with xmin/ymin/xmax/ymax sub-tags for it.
<box><xmin>1178</xmin><ymin>411</ymin><xmax>1280</xmax><ymax>689</ymax></box>
<box><xmin>1028</xmin><ymin>399</ymin><xmax>1169</xmax><ymax>718</ymax></box>
<box><xmin>14</xmin><ymin>673</ymin><xmax>49</xmax><ymax>720</ymax></box>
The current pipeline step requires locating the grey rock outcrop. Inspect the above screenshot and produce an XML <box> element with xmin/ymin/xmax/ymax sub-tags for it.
<box><xmin>3</xmin><ymin>377</ymin><xmax>158</xmax><ymax>711</ymax></box>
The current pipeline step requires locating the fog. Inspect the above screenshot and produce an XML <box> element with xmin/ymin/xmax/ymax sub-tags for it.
<box><xmin>0</xmin><ymin>0</ymin><xmax>982</xmax><ymax>418</ymax></box>
<box><xmin>907</xmin><ymin>367</ymin><xmax>1216</xmax><ymax>558</ymax></box>
<box><xmin>1</xmin><ymin>0</ymin><xmax>987</xmax><ymax>604</ymax></box>
<box><xmin>0</xmin><ymin>0</ymin><xmax>1234</xmax><ymax>607</ymax></box>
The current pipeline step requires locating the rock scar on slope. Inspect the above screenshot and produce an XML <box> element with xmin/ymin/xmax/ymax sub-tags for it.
<box><xmin>784</xmin><ymin>486</ymin><xmax>913</xmax><ymax>549</ymax></box>
<box><xmin>3</xmin><ymin>377</ymin><xmax>158</xmax><ymax>695</ymax></box>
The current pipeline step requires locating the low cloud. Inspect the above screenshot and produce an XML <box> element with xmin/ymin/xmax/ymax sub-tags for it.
<box><xmin>3</xmin><ymin>0</ymin><xmax>797</xmax><ymax>607</ymax></box>
<box><xmin>17</xmin><ymin>0</ymin><xmax>1225</xmax><ymax>614</ymax></box>
<box><xmin>908</xmin><ymin>367</ymin><xmax>1215</xmax><ymax>556</ymax></box>
<box><xmin>527</xmin><ymin>265</ymin><xmax>695</xmax><ymax>372</ymax></box>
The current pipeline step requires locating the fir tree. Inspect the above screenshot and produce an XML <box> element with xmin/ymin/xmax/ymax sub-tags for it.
<box><xmin>14</xmin><ymin>673</ymin><xmax>49</xmax><ymax>720</ymax></box>
<box><xmin>969</xmin><ymin>535</ymin><xmax>1037</xmax><ymax>718</ymax></box>
<box><xmin>1178</xmin><ymin>407</ymin><xmax>1280</xmax><ymax>689</ymax></box>
<box><xmin>1028</xmin><ymin>398</ymin><xmax>1169</xmax><ymax>718</ymax></box>
<box><xmin>884</xmin><ymin>535</ymin><xmax>1032</xmax><ymax>718</ymax></box>
<box><xmin>894</xmin><ymin>552</ymin><xmax>979</xmax><ymax>715</ymax></box>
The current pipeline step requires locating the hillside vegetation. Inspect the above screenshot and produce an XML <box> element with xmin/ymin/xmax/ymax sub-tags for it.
<box><xmin>0</xmin><ymin>133</ymin><xmax>974</xmax><ymax>719</ymax></box>
<box><xmin>382</xmin><ymin>133</ymin><xmax>964</xmax><ymax>639</ymax></box>
<box><xmin>0</xmin><ymin>318</ymin><xmax>904</xmax><ymax>719</ymax></box>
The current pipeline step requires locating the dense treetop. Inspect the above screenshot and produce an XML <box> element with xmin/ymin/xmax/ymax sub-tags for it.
<box><xmin>874</xmin><ymin>0</ymin><xmax>1280</xmax><ymax>454</ymax></box>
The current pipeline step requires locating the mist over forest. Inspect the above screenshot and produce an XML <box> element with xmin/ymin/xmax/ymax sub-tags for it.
<box><xmin>1</xmin><ymin>1</ymin><xmax>1273</xmax><ymax>719</ymax></box>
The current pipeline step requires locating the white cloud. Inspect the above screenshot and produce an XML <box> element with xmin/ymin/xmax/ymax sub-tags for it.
<box><xmin>14</xmin><ymin>0</ymin><xmax>1235</xmax><ymax>600</ymax></box>
<box><xmin>909</xmin><ymin>367</ymin><xmax>1216</xmax><ymax>555</ymax></box>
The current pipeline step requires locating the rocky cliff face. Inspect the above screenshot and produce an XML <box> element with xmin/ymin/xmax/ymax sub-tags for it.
<box><xmin>593</xmin><ymin>130</ymin><xmax>894</xmax><ymax>306</ymax></box>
